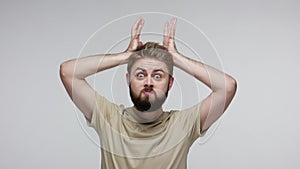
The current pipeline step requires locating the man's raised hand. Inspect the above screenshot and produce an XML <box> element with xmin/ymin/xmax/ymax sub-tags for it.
<box><xmin>163</xmin><ymin>18</ymin><xmax>178</xmax><ymax>55</ymax></box>
<box><xmin>127</xmin><ymin>18</ymin><xmax>144</xmax><ymax>52</ymax></box>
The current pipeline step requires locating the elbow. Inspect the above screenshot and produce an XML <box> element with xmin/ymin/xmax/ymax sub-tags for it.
<box><xmin>225</xmin><ymin>76</ymin><xmax>237</xmax><ymax>95</ymax></box>
<box><xmin>59</xmin><ymin>60</ymin><xmax>75</xmax><ymax>79</ymax></box>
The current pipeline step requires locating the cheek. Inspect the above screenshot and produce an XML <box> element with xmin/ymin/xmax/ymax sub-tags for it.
<box><xmin>154</xmin><ymin>82</ymin><xmax>169</xmax><ymax>93</ymax></box>
<box><xmin>129</xmin><ymin>80</ymin><xmax>144</xmax><ymax>91</ymax></box>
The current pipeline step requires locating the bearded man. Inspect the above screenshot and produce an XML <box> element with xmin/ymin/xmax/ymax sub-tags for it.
<box><xmin>60</xmin><ymin>18</ymin><xmax>237</xmax><ymax>169</ymax></box>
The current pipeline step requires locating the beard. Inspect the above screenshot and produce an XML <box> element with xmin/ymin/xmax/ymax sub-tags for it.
<box><xmin>129</xmin><ymin>85</ymin><xmax>169</xmax><ymax>112</ymax></box>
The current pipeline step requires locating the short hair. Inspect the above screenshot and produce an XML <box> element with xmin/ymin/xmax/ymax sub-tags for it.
<box><xmin>127</xmin><ymin>42</ymin><xmax>174</xmax><ymax>76</ymax></box>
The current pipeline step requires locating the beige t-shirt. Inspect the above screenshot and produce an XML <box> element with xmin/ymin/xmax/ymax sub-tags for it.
<box><xmin>88</xmin><ymin>93</ymin><xmax>204</xmax><ymax>169</ymax></box>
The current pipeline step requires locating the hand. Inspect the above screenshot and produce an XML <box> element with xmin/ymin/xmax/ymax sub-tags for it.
<box><xmin>126</xmin><ymin>18</ymin><xmax>144</xmax><ymax>52</ymax></box>
<box><xmin>163</xmin><ymin>18</ymin><xmax>178</xmax><ymax>55</ymax></box>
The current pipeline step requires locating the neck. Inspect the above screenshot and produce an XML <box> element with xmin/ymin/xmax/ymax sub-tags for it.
<box><xmin>131</xmin><ymin>107</ymin><xmax>163</xmax><ymax>123</ymax></box>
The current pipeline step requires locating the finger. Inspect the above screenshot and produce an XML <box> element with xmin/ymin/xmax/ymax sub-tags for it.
<box><xmin>131</xmin><ymin>18</ymin><xmax>144</xmax><ymax>39</ymax></box>
<box><xmin>170</xmin><ymin>18</ymin><xmax>177</xmax><ymax>39</ymax></box>
<box><xmin>135</xmin><ymin>18</ymin><xmax>144</xmax><ymax>39</ymax></box>
<box><xmin>163</xmin><ymin>21</ymin><xmax>169</xmax><ymax>47</ymax></box>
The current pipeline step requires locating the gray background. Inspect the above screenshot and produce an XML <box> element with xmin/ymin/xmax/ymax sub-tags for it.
<box><xmin>1</xmin><ymin>0</ymin><xmax>299</xmax><ymax>168</ymax></box>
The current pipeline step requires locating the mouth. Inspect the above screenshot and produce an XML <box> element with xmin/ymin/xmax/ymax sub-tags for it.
<box><xmin>142</xmin><ymin>88</ymin><xmax>153</xmax><ymax>95</ymax></box>
<box><xmin>143</xmin><ymin>91</ymin><xmax>152</xmax><ymax>95</ymax></box>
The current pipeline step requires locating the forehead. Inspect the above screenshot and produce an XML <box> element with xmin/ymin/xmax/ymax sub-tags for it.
<box><xmin>131</xmin><ymin>58</ymin><xmax>169</xmax><ymax>73</ymax></box>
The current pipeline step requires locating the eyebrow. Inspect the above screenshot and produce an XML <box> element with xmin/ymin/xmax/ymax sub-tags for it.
<box><xmin>134</xmin><ymin>67</ymin><xmax>165</xmax><ymax>73</ymax></box>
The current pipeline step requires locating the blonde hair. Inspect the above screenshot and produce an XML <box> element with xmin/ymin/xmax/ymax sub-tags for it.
<box><xmin>127</xmin><ymin>42</ymin><xmax>174</xmax><ymax>76</ymax></box>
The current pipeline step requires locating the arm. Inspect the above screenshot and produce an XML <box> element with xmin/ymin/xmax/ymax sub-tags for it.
<box><xmin>163</xmin><ymin>18</ymin><xmax>237</xmax><ymax>132</ymax></box>
<box><xmin>59</xmin><ymin>18</ymin><xmax>144</xmax><ymax>122</ymax></box>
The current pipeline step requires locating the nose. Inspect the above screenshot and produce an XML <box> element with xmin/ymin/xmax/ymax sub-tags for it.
<box><xmin>144</xmin><ymin>75</ymin><xmax>153</xmax><ymax>87</ymax></box>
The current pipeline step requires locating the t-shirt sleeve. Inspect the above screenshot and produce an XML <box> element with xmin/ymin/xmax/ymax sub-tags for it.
<box><xmin>179</xmin><ymin>101</ymin><xmax>206</xmax><ymax>141</ymax></box>
<box><xmin>86</xmin><ymin>92</ymin><xmax>120</xmax><ymax>133</ymax></box>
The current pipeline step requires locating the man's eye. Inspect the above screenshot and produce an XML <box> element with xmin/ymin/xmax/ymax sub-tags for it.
<box><xmin>137</xmin><ymin>73</ymin><xmax>145</xmax><ymax>79</ymax></box>
<box><xmin>154</xmin><ymin>74</ymin><xmax>161</xmax><ymax>79</ymax></box>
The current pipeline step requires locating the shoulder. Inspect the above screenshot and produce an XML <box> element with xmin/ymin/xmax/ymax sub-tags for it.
<box><xmin>169</xmin><ymin>101</ymin><xmax>203</xmax><ymax>118</ymax></box>
<box><xmin>88</xmin><ymin>93</ymin><xmax>125</xmax><ymax>128</ymax></box>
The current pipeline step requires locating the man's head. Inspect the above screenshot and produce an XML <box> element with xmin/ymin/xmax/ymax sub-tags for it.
<box><xmin>126</xmin><ymin>42</ymin><xmax>174</xmax><ymax>112</ymax></box>
<box><xmin>127</xmin><ymin>42</ymin><xmax>173</xmax><ymax>76</ymax></box>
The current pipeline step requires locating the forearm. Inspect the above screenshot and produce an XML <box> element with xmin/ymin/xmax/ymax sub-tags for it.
<box><xmin>60</xmin><ymin>52</ymin><xmax>131</xmax><ymax>80</ymax></box>
<box><xmin>173</xmin><ymin>53</ymin><xmax>234</xmax><ymax>92</ymax></box>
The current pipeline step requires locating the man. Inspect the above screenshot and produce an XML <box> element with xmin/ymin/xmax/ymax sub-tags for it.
<box><xmin>60</xmin><ymin>18</ymin><xmax>237</xmax><ymax>169</ymax></box>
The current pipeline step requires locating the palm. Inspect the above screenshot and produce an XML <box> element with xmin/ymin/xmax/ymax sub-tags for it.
<box><xmin>163</xmin><ymin>18</ymin><xmax>178</xmax><ymax>54</ymax></box>
<box><xmin>127</xmin><ymin>18</ymin><xmax>144</xmax><ymax>52</ymax></box>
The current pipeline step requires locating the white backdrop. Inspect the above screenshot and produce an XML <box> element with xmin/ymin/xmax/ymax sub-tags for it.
<box><xmin>1</xmin><ymin>0</ymin><xmax>299</xmax><ymax>168</ymax></box>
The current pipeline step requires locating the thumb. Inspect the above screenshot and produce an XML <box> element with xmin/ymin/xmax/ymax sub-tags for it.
<box><xmin>138</xmin><ymin>41</ymin><xmax>143</xmax><ymax>48</ymax></box>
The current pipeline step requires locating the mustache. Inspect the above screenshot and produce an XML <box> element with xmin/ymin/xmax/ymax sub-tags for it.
<box><xmin>142</xmin><ymin>86</ymin><xmax>153</xmax><ymax>92</ymax></box>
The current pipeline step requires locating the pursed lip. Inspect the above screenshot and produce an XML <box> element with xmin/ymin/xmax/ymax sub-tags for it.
<box><xmin>142</xmin><ymin>88</ymin><xmax>154</xmax><ymax>95</ymax></box>
<box><xmin>143</xmin><ymin>91</ymin><xmax>152</xmax><ymax>95</ymax></box>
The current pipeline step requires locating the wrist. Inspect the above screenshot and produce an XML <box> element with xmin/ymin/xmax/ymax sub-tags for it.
<box><xmin>170</xmin><ymin>52</ymin><xmax>182</xmax><ymax>67</ymax></box>
<box><xmin>120</xmin><ymin>51</ymin><xmax>132</xmax><ymax>64</ymax></box>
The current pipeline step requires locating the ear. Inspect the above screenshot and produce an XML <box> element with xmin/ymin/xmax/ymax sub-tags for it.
<box><xmin>168</xmin><ymin>76</ymin><xmax>174</xmax><ymax>90</ymax></box>
<box><xmin>126</xmin><ymin>73</ymin><xmax>130</xmax><ymax>86</ymax></box>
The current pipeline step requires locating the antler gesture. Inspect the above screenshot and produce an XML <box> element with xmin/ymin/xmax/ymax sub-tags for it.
<box><xmin>163</xmin><ymin>18</ymin><xmax>178</xmax><ymax>54</ymax></box>
<box><xmin>126</xmin><ymin>18</ymin><xmax>144</xmax><ymax>52</ymax></box>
